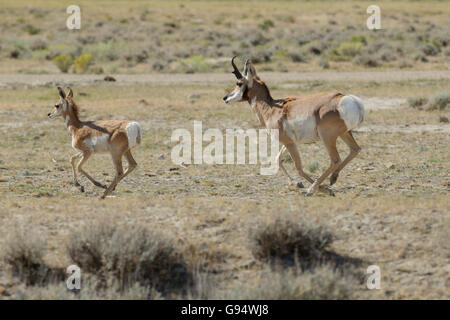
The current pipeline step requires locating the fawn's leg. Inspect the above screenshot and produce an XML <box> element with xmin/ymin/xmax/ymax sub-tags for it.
<box><xmin>77</xmin><ymin>151</ymin><xmax>107</xmax><ymax>189</ymax></box>
<box><xmin>70</xmin><ymin>152</ymin><xmax>83</xmax><ymax>191</ymax></box>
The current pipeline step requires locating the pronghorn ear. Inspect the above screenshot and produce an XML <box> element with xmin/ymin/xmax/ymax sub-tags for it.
<box><xmin>67</xmin><ymin>87</ymin><xmax>73</xmax><ymax>98</ymax></box>
<box><xmin>245</xmin><ymin>60</ymin><xmax>257</xmax><ymax>79</ymax></box>
<box><xmin>57</xmin><ymin>87</ymin><xmax>66</xmax><ymax>99</ymax></box>
<box><xmin>244</xmin><ymin>59</ymin><xmax>256</xmax><ymax>87</ymax></box>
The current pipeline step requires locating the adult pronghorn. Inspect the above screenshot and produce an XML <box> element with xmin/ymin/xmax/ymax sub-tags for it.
<box><xmin>223</xmin><ymin>57</ymin><xmax>365</xmax><ymax>196</ymax></box>
<box><xmin>48</xmin><ymin>87</ymin><xmax>142</xmax><ymax>199</ymax></box>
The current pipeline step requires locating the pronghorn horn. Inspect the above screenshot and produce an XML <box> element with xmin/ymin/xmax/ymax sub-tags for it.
<box><xmin>57</xmin><ymin>86</ymin><xmax>66</xmax><ymax>99</ymax></box>
<box><xmin>231</xmin><ymin>56</ymin><xmax>243</xmax><ymax>79</ymax></box>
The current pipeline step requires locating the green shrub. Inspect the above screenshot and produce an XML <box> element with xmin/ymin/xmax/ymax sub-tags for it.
<box><xmin>426</xmin><ymin>91</ymin><xmax>450</xmax><ymax>110</ymax></box>
<box><xmin>350</xmin><ymin>35</ymin><xmax>368</xmax><ymax>45</ymax></box>
<box><xmin>408</xmin><ymin>97</ymin><xmax>428</xmax><ymax>109</ymax></box>
<box><xmin>306</xmin><ymin>161</ymin><xmax>319</xmax><ymax>173</ymax></box>
<box><xmin>177</xmin><ymin>55</ymin><xmax>211</xmax><ymax>73</ymax></box>
<box><xmin>335</xmin><ymin>41</ymin><xmax>363</xmax><ymax>58</ymax></box>
<box><xmin>421</xmin><ymin>43</ymin><xmax>440</xmax><ymax>56</ymax></box>
<box><xmin>52</xmin><ymin>55</ymin><xmax>73</xmax><ymax>73</ymax></box>
<box><xmin>353</xmin><ymin>54</ymin><xmax>379</xmax><ymax>67</ymax></box>
<box><xmin>23</xmin><ymin>24</ymin><xmax>40</xmax><ymax>35</ymax></box>
<box><xmin>318</xmin><ymin>57</ymin><xmax>330</xmax><ymax>69</ymax></box>
<box><xmin>74</xmin><ymin>54</ymin><xmax>93</xmax><ymax>73</ymax></box>
<box><xmin>258</xmin><ymin>19</ymin><xmax>275</xmax><ymax>31</ymax></box>
<box><xmin>83</xmin><ymin>40</ymin><xmax>126</xmax><ymax>62</ymax></box>
<box><xmin>288</xmin><ymin>51</ymin><xmax>307</xmax><ymax>63</ymax></box>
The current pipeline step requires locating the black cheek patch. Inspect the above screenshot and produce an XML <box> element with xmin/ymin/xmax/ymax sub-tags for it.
<box><xmin>242</xmin><ymin>87</ymin><xmax>249</xmax><ymax>100</ymax></box>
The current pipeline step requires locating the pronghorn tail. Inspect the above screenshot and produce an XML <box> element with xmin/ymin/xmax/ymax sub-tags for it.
<box><xmin>126</xmin><ymin>121</ymin><xmax>142</xmax><ymax>148</ymax></box>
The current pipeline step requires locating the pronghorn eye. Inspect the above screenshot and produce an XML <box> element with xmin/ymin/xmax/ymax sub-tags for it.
<box><xmin>237</xmin><ymin>82</ymin><xmax>243</xmax><ymax>87</ymax></box>
<box><xmin>55</xmin><ymin>105</ymin><xmax>60</xmax><ymax>109</ymax></box>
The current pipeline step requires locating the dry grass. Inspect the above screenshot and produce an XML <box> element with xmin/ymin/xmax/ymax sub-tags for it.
<box><xmin>219</xmin><ymin>266</ymin><xmax>356</xmax><ymax>300</ymax></box>
<box><xmin>67</xmin><ymin>216</ymin><xmax>193</xmax><ymax>295</ymax></box>
<box><xmin>0</xmin><ymin>69</ymin><xmax>449</xmax><ymax>299</ymax></box>
<box><xmin>249</xmin><ymin>214</ymin><xmax>333</xmax><ymax>265</ymax></box>
<box><xmin>0</xmin><ymin>0</ymin><xmax>448</xmax><ymax>74</ymax></box>
<box><xmin>1</xmin><ymin>222</ymin><xmax>64</xmax><ymax>286</ymax></box>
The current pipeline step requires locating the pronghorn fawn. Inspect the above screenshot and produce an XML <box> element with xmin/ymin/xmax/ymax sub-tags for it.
<box><xmin>48</xmin><ymin>87</ymin><xmax>142</xmax><ymax>199</ymax></box>
<box><xmin>223</xmin><ymin>57</ymin><xmax>365</xmax><ymax>196</ymax></box>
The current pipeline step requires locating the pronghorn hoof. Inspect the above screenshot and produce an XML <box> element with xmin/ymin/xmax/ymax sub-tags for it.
<box><xmin>80</xmin><ymin>186</ymin><xmax>85</xmax><ymax>193</ymax></box>
<box><xmin>320</xmin><ymin>186</ymin><xmax>335</xmax><ymax>196</ymax></box>
<box><xmin>296</xmin><ymin>182</ymin><xmax>305</xmax><ymax>188</ymax></box>
<box><xmin>94</xmin><ymin>182</ymin><xmax>107</xmax><ymax>189</ymax></box>
<box><xmin>330</xmin><ymin>174</ymin><xmax>338</xmax><ymax>186</ymax></box>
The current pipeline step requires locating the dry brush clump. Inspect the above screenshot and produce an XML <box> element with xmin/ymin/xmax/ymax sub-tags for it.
<box><xmin>15</xmin><ymin>277</ymin><xmax>162</xmax><ymax>300</ymax></box>
<box><xmin>249</xmin><ymin>215</ymin><xmax>333</xmax><ymax>268</ymax></box>
<box><xmin>408</xmin><ymin>91</ymin><xmax>450</xmax><ymax>111</ymax></box>
<box><xmin>66</xmin><ymin>217</ymin><xmax>194</xmax><ymax>296</ymax></box>
<box><xmin>220</xmin><ymin>266</ymin><xmax>355</xmax><ymax>300</ymax></box>
<box><xmin>1</xmin><ymin>224</ymin><xmax>63</xmax><ymax>286</ymax></box>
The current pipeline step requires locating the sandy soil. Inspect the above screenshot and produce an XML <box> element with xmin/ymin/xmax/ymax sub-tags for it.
<box><xmin>1</xmin><ymin>70</ymin><xmax>450</xmax><ymax>88</ymax></box>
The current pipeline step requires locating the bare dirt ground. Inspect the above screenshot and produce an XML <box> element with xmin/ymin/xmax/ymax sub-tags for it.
<box><xmin>1</xmin><ymin>70</ymin><xmax>450</xmax><ymax>89</ymax></box>
<box><xmin>0</xmin><ymin>72</ymin><xmax>448</xmax><ymax>299</ymax></box>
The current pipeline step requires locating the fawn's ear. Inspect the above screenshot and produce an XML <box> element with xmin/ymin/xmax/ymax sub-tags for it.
<box><xmin>57</xmin><ymin>87</ymin><xmax>66</xmax><ymax>99</ymax></box>
<box><xmin>67</xmin><ymin>87</ymin><xmax>73</xmax><ymax>98</ymax></box>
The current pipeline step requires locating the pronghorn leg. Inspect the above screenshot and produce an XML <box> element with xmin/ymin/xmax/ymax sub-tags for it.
<box><xmin>111</xmin><ymin>150</ymin><xmax>137</xmax><ymax>191</ymax></box>
<box><xmin>330</xmin><ymin>131</ymin><xmax>361</xmax><ymax>185</ymax></box>
<box><xmin>277</xmin><ymin>145</ymin><xmax>304</xmax><ymax>188</ymax></box>
<box><xmin>285</xmin><ymin>143</ymin><xmax>315</xmax><ymax>185</ymax></box>
<box><xmin>101</xmin><ymin>152</ymin><xmax>124</xmax><ymax>199</ymax></box>
<box><xmin>77</xmin><ymin>152</ymin><xmax>107</xmax><ymax>189</ymax></box>
<box><xmin>307</xmin><ymin>133</ymin><xmax>341</xmax><ymax>197</ymax></box>
<box><xmin>70</xmin><ymin>152</ymin><xmax>83</xmax><ymax>191</ymax></box>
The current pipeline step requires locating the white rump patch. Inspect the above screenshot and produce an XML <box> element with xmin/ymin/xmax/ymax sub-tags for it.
<box><xmin>126</xmin><ymin>121</ymin><xmax>142</xmax><ymax>148</ymax></box>
<box><xmin>337</xmin><ymin>95</ymin><xmax>365</xmax><ymax>131</ymax></box>
<box><xmin>283</xmin><ymin>114</ymin><xmax>319</xmax><ymax>143</ymax></box>
<box><xmin>84</xmin><ymin>134</ymin><xmax>110</xmax><ymax>153</ymax></box>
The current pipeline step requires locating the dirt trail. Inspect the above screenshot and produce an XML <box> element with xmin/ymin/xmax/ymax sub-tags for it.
<box><xmin>1</xmin><ymin>70</ymin><xmax>449</xmax><ymax>88</ymax></box>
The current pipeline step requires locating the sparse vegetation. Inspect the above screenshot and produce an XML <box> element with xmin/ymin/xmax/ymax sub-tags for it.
<box><xmin>66</xmin><ymin>217</ymin><xmax>193</xmax><ymax>294</ymax></box>
<box><xmin>409</xmin><ymin>91</ymin><xmax>450</xmax><ymax>110</ymax></box>
<box><xmin>52</xmin><ymin>55</ymin><xmax>73</xmax><ymax>73</ymax></box>
<box><xmin>74</xmin><ymin>54</ymin><xmax>93</xmax><ymax>73</ymax></box>
<box><xmin>222</xmin><ymin>266</ymin><xmax>355</xmax><ymax>300</ymax></box>
<box><xmin>0</xmin><ymin>0</ymin><xmax>449</xmax><ymax>301</ymax></box>
<box><xmin>408</xmin><ymin>97</ymin><xmax>428</xmax><ymax>109</ymax></box>
<box><xmin>0</xmin><ymin>0</ymin><xmax>448</xmax><ymax>73</ymax></box>
<box><xmin>249</xmin><ymin>215</ymin><xmax>333</xmax><ymax>265</ymax></box>
<box><xmin>426</xmin><ymin>91</ymin><xmax>450</xmax><ymax>110</ymax></box>
<box><xmin>2</xmin><ymin>224</ymin><xmax>63</xmax><ymax>286</ymax></box>
<box><xmin>306</xmin><ymin>161</ymin><xmax>320</xmax><ymax>174</ymax></box>
<box><xmin>177</xmin><ymin>55</ymin><xmax>211</xmax><ymax>73</ymax></box>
